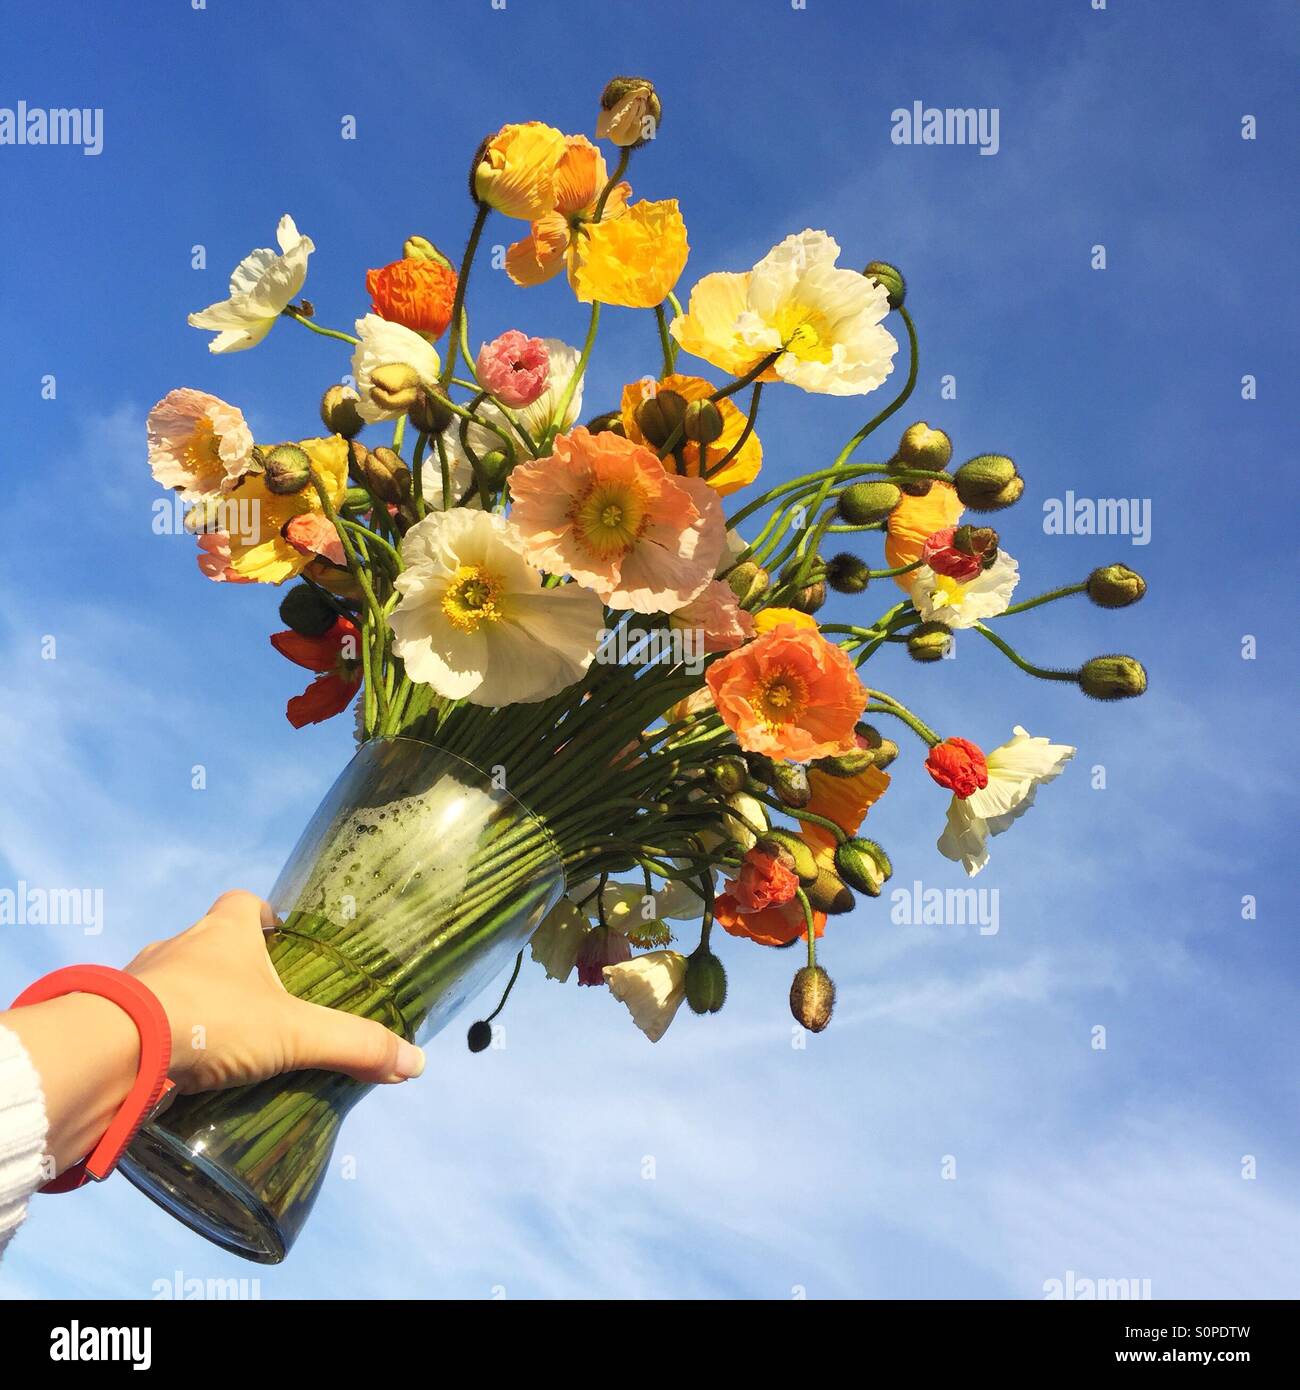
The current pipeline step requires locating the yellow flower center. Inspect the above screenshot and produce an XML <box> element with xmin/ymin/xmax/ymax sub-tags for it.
<box><xmin>778</xmin><ymin>306</ymin><xmax>834</xmax><ymax>364</ymax></box>
<box><xmin>932</xmin><ymin>574</ymin><xmax>968</xmax><ymax>609</ymax></box>
<box><xmin>571</xmin><ymin>479</ymin><xmax>649</xmax><ymax>561</ymax></box>
<box><xmin>441</xmin><ymin>564</ymin><xmax>505</xmax><ymax>633</ymax></box>
<box><xmin>755</xmin><ymin>666</ymin><xmax>809</xmax><ymax>728</ymax></box>
<box><xmin>184</xmin><ymin>417</ymin><xmax>223</xmax><ymax>473</ymax></box>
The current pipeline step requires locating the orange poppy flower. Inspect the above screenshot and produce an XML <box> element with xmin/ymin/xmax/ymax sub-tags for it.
<box><xmin>715</xmin><ymin>892</ymin><xmax>825</xmax><ymax>948</ymax></box>
<box><xmin>366</xmin><ymin>258</ymin><xmax>458</xmax><ymax>338</ymax></box>
<box><xmin>884</xmin><ymin>480</ymin><xmax>964</xmax><ymax>588</ymax></box>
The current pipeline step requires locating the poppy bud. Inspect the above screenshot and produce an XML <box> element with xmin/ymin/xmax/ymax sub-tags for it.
<box><xmin>478</xmin><ymin>448</ymin><xmax>512</xmax><ymax>491</ymax></box>
<box><xmin>826</xmin><ymin>552</ymin><xmax>871</xmax><ymax>594</ymax></box>
<box><xmin>403</xmin><ymin>234</ymin><xmax>454</xmax><ymax>271</ymax></box>
<box><xmin>782</xmin><ymin>567</ymin><xmax>826</xmax><ymax>613</ymax></box>
<box><xmin>813</xmin><ymin>747</ymin><xmax>877</xmax><ymax>777</ymax></box>
<box><xmin>1078</xmin><ymin>654</ymin><xmax>1147</xmax><ymax>700</ymax></box>
<box><xmin>346</xmin><ymin>438</ymin><xmax>370</xmax><ymax>484</ymax></box>
<box><xmin>362</xmin><ymin>446</ymin><xmax>412</xmax><ymax>505</ymax></box>
<box><xmin>726</xmin><ymin>560</ymin><xmax>769</xmax><ymax>607</ymax></box>
<box><xmin>1087</xmin><ymin>564</ymin><xmax>1147</xmax><ymax>608</ymax></box>
<box><xmin>895</xmin><ymin>421</ymin><xmax>953</xmax><ymax>472</ymax></box>
<box><xmin>368</xmin><ymin>362</ymin><xmax>423</xmax><ymax>414</ymax></box>
<box><xmin>685</xmin><ymin>949</ymin><xmax>727</xmax><ymax>1015</ymax></box>
<box><xmin>278</xmin><ymin>583</ymin><xmax>337</xmax><ymax>638</ymax></box>
<box><xmin>634</xmin><ymin>389</ymin><xmax>688</xmax><ymax>448</ymax></box>
<box><xmin>907</xmin><ymin>621</ymin><xmax>953</xmax><ymax>662</ymax></box>
<box><xmin>806</xmin><ymin>868</ymin><xmax>854</xmax><ymax>915</ymax></box>
<box><xmin>855</xmin><ymin>722</ymin><xmax>899</xmax><ymax>770</ymax></box>
<box><xmin>466</xmin><ymin>1020</ymin><xmax>492</xmax><ymax>1053</ymax></box>
<box><xmin>770</xmin><ymin>761</ymin><xmax>811</xmax><ymax>809</ymax></box>
<box><xmin>954</xmin><ymin>455</ymin><xmax>1022</xmax><ymax>511</ymax></box>
<box><xmin>683</xmin><ymin>398</ymin><xmax>725</xmax><ymax>444</ymax></box>
<box><xmin>759</xmin><ymin>829</ymin><xmax>817</xmax><ymax>885</ymax></box>
<box><xmin>834</xmin><ymin>838</ymin><xmax>892</xmax><ymax>897</ymax></box>
<box><xmin>863</xmin><ymin>260</ymin><xmax>906</xmax><ymax>310</ymax></box>
<box><xmin>706</xmin><ymin>755</ymin><xmax>749</xmax><ymax>794</ymax></box>
<box><xmin>262</xmin><ymin>444</ymin><xmax>313</xmax><ymax>496</ymax></box>
<box><xmin>743</xmin><ymin>750</ymin><xmax>776</xmax><ymax>785</ymax></box>
<box><xmin>585</xmin><ymin>410</ymin><xmax>627</xmax><ymax>436</ymax></box>
<box><xmin>925</xmin><ymin>737</ymin><xmax>989</xmax><ymax>798</ymax></box>
<box><xmin>343</xmin><ymin>486</ymin><xmax>373</xmax><ymax>511</ymax></box>
<box><xmin>837</xmin><ymin>481</ymin><xmax>900</xmax><ymax>525</ymax></box>
<box><xmin>320</xmin><ymin>385</ymin><xmax>365</xmax><ymax>440</ymax></box>
<box><xmin>597</xmin><ymin>75</ymin><xmax>662</xmax><ymax>149</ymax></box>
<box><xmin>790</xmin><ymin>965</ymin><xmax>836</xmax><ymax>1033</ymax></box>
<box><xmin>408</xmin><ymin>385</ymin><xmax>455</xmax><ymax>436</ymax></box>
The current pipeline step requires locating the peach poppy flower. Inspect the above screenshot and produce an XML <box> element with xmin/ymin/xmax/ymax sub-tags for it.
<box><xmin>505</xmin><ymin>135</ymin><xmax>631</xmax><ymax>289</ymax></box>
<box><xmin>668</xmin><ymin>580</ymin><xmax>754</xmax><ymax>652</ymax></box>
<box><xmin>508</xmin><ymin>427</ymin><xmax>725</xmax><ymax>614</ymax></box>
<box><xmin>714</xmin><ymin>893</ymin><xmax>825</xmax><ymax>948</ymax></box>
<box><xmin>147</xmin><ymin>388</ymin><xmax>255</xmax><ymax>500</ymax></box>
<box><xmin>570</xmin><ymin>199</ymin><xmax>689</xmax><ymax>309</ymax></box>
<box><xmin>884</xmin><ymin>480</ymin><xmax>964</xmax><ymax>588</ymax></box>
<box><xmin>474</xmin><ymin>121</ymin><xmax>568</xmax><ymax>221</ymax></box>
<box><xmin>366</xmin><ymin>258</ymin><xmax>457</xmax><ymax>338</ymax></box>
<box><xmin>705</xmin><ymin>622</ymin><xmax>867</xmax><ymax>761</ymax></box>
<box><xmin>620</xmin><ymin>373</ymin><xmax>762</xmax><ymax>496</ymax></box>
<box><xmin>195</xmin><ymin>531</ymin><xmax>253</xmax><ymax>584</ymax></box>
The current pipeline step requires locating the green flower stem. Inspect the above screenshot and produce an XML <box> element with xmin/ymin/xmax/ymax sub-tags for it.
<box><xmin>547</xmin><ymin>302</ymin><xmax>600</xmax><ymax>443</ymax></box>
<box><xmin>972</xmin><ymin>622</ymin><xmax>1080</xmax><ymax>680</ymax></box>
<box><xmin>654</xmin><ymin>303</ymin><xmax>675</xmax><ymax>377</ymax></box>
<box><xmin>752</xmin><ymin>793</ymin><xmax>847</xmax><ymax>844</ymax></box>
<box><xmin>439</xmin><ymin>202</ymin><xmax>489</xmax><ymax>388</ymax></box>
<box><xmin>990</xmin><ymin>583</ymin><xmax>1087</xmax><ymax>618</ymax></box>
<box><xmin>593</xmin><ymin>148</ymin><xmax>631</xmax><ymax>220</ymax></box>
<box><xmin>797</xmin><ymin>888</ymin><xmax>817</xmax><ymax>969</ymax></box>
<box><xmin>283</xmin><ymin>309</ymin><xmax>359</xmax><ymax>346</ymax></box>
<box><xmin>866</xmin><ymin>692</ymin><xmax>939</xmax><ymax>745</ymax></box>
<box><xmin>704</xmin><ymin>382</ymin><xmax>762</xmax><ymax>480</ymax></box>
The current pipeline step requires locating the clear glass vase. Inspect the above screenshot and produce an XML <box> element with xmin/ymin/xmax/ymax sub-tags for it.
<box><xmin>119</xmin><ymin>737</ymin><xmax>564</xmax><ymax>1263</ymax></box>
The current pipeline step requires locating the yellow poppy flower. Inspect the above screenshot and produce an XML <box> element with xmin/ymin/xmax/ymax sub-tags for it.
<box><xmin>474</xmin><ymin>122</ymin><xmax>568</xmax><ymax>222</ymax></box>
<box><xmin>228</xmin><ymin>436</ymin><xmax>350</xmax><ymax>584</ymax></box>
<box><xmin>884</xmin><ymin>480</ymin><xmax>964</xmax><ymax>588</ymax></box>
<box><xmin>570</xmin><ymin>199</ymin><xmax>689</xmax><ymax>309</ymax></box>
<box><xmin>620</xmin><ymin>373</ymin><xmax>761</xmax><ymax>495</ymax></box>
<box><xmin>670</xmin><ymin>271</ymin><xmax>778</xmax><ymax>380</ymax></box>
<box><xmin>752</xmin><ymin>607</ymin><xmax>817</xmax><ymax>635</ymax></box>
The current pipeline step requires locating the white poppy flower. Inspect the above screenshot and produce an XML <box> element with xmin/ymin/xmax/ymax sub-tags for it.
<box><xmin>390</xmin><ymin>508</ymin><xmax>604</xmax><ymax>706</ymax></box>
<box><xmin>603</xmin><ymin>950</ymin><xmax>689</xmax><ymax>1042</ymax></box>
<box><xmin>937</xmin><ymin>726</ymin><xmax>1076</xmax><ymax>876</ymax></box>
<box><xmin>735</xmin><ymin>230</ymin><xmax>897</xmax><ymax>396</ymax></box>
<box><xmin>909</xmin><ymin>549</ymin><xmax>1020</xmax><ymax>629</ymax></box>
<box><xmin>188</xmin><ymin>214</ymin><xmax>315</xmax><ymax>353</ymax></box>
<box><xmin>529</xmin><ymin>899</ymin><xmax>591</xmax><ymax>982</ymax></box>
<box><xmin>351</xmin><ymin>314</ymin><xmax>441</xmax><ymax>423</ymax></box>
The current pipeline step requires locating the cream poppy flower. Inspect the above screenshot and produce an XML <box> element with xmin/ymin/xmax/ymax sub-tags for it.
<box><xmin>672</xmin><ymin>230</ymin><xmax>897</xmax><ymax>396</ymax></box>
<box><xmin>351</xmin><ymin>314</ymin><xmax>441</xmax><ymax>424</ymax></box>
<box><xmin>603</xmin><ymin>950</ymin><xmax>689</xmax><ymax>1043</ymax></box>
<box><xmin>937</xmin><ymin>726</ymin><xmax>1076</xmax><ymax>876</ymax></box>
<box><xmin>390</xmin><ymin>509</ymin><xmax>604</xmax><ymax>706</ymax></box>
<box><xmin>529</xmin><ymin>899</ymin><xmax>592</xmax><ymax>983</ymax></box>
<box><xmin>147</xmin><ymin>388</ymin><xmax>254</xmax><ymax>499</ymax></box>
<box><xmin>909</xmin><ymin>549</ymin><xmax>1019</xmax><ymax>628</ymax></box>
<box><xmin>188</xmin><ymin>214</ymin><xmax>314</xmax><ymax>353</ymax></box>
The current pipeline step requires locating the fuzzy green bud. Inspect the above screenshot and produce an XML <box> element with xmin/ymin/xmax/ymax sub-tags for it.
<box><xmin>362</xmin><ymin>446</ymin><xmax>412</xmax><ymax>505</ymax></box>
<box><xmin>806</xmin><ymin>868</ymin><xmax>855</xmax><ymax>915</ymax></box>
<box><xmin>403</xmin><ymin>235</ymin><xmax>454</xmax><ymax>270</ymax></box>
<box><xmin>478</xmin><ymin>448</ymin><xmax>512</xmax><ymax>491</ymax></box>
<box><xmin>408</xmin><ymin>385</ymin><xmax>455</xmax><ymax>436</ymax></box>
<box><xmin>1087</xmin><ymin>564</ymin><xmax>1147</xmax><ymax>609</ymax></box>
<box><xmin>954</xmin><ymin>454</ymin><xmax>1022</xmax><ymax>511</ymax></box>
<box><xmin>262</xmin><ymin>444</ymin><xmax>312</xmax><ymax>496</ymax></box>
<box><xmin>685</xmin><ymin>949</ymin><xmax>727</xmax><ymax>1015</ymax></box>
<box><xmin>320</xmin><ymin>384</ymin><xmax>365</xmax><ymax>440</ymax></box>
<box><xmin>278</xmin><ymin>583</ymin><xmax>337</xmax><ymax>637</ymax></box>
<box><xmin>790</xmin><ymin>965</ymin><xmax>836</xmax><ymax>1033</ymax></box>
<box><xmin>864</xmin><ymin>260</ymin><xmax>906</xmax><ymax>309</ymax></box>
<box><xmin>682</xmin><ymin>398</ymin><xmax>725</xmax><ymax>445</ymax></box>
<box><xmin>762</xmin><ymin>829</ymin><xmax>818</xmax><ymax>885</ymax></box>
<box><xmin>770</xmin><ymin>761</ymin><xmax>811</xmax><ymax>809</ymax></box>
<box><xmin>1078</xmin><ymin>654</ymin><xmax>1148</xmax><ymax>700</ymax></box>
<box><xmin>855</xmin><ymin>722</ymin><xmax>899</xmax><ymax>770</ymax></box>
<box><xmin>825</xmin><ymin>552</ymin><xmax>871</xmax><ymax>594</ymax></box>
<box><xmin>706</xmin><ymin>755</ymin><xmax>749</xmax><ymax>795</ymax></box>
<box><xmin>726</xmin><ymin>561</ymin><xmax>769</xmax><ymax>607</ymax></box>
<box><xmin>585</xmin><ymin>410</ymin><xmax>627</xmax><ymax>436</ymax></box>
<box><xmin>634</xmin><ymin>389</ymin><xmax>687</xmax><ymax>448</ymax></box>
<box><xmin>597</xmin><ymin>75</ymin><xmax>662</xmax><ymax>149</ymax></box>
<box><xmin>837</xmin><ymin>481</ymin><xmax>901</xmax><ymax>526</ymax></box>
<box><xmin>812</xmin><ymin>748</ymin><xmax>877</xmax><ymax>778</ymax></box>
<box><xmin>368</xmin><ymin>362</ymin><xmax>423</xmax><ymax>414</ymax></box>
<box><xmin>834</xmin><ymin>838</ymin><xmax>892</xmax><ymax>897</ymax></box>
<box><xmin>907</xmin><ymin>621</ymin><xmax>953</xmax><ymax>662</ymax></box>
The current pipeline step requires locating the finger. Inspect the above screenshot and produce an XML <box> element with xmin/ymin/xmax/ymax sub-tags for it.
<box><xmin>287</xmin><ymin>999</ymin><xmax>425</xmax><ymax>1084</ymax></box>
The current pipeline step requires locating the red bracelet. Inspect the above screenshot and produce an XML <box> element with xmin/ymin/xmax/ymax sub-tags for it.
<box><xmin>9</xmin><ymin>965</ymin><xmax>175</xmax><ymax>1192</ymax></box>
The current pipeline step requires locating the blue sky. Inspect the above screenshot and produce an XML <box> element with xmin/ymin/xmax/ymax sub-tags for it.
<box><xmin>1</xmin><ymin>0</ymin><xmax>1298</xmax><ymax>1299</ymax></box>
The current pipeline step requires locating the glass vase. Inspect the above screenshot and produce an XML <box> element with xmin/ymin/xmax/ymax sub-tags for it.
<box><xmin>119</xmin><ymin>737</ymin><xmax>564</xmax><ymax>1263</ymax></box>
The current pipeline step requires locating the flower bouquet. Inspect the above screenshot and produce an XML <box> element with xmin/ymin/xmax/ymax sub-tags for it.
<box><xmin>122</xmin><ymin>78</ymin><xmax>1147</xmax><ymax>1261</ymax></box>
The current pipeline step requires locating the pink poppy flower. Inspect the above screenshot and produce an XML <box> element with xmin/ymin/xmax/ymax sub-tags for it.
<box><xmin>476</xmin><ymin>330</ymin><xmax>550</xmax><ymax>407</ymax></box>
<box><xmin>284</xmin><ymin>512</ymin><xmax>345</xmax><ymax>567</ymax></box>
<box><xmin>195</xmin><ymin>531</ymin><xmax>253</xmax><ymax>584</ymax></box>
<box><xmin>147</xmin><ymin>388</ymin><xmax>255</xmax><ymax>499</ymax></box>
<box><xmin>509</xmin><ymin>428</ymin><xmax>726</xmax><ymax>614</ymax></box>
<box><xmin>668</xmin><ymin>579</ymin><xmax>755</xmax><ymax>652</ymax></box>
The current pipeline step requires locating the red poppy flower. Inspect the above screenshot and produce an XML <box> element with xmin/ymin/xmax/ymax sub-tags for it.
<box><xmin>924</xmin><ymin>736</ymin><xmax>989</xmax><ymax>799</ymax></box>
<box><xmin>270</xmin><ymin>616</ymin><xmax>362</xmax><ymax>728</ymax></box>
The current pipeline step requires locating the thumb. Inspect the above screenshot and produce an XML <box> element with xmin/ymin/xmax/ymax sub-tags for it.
<box><xmin>288</xmin><ymin>999</ymin><xmax>426</xmax><ymax>1084</ymax></box>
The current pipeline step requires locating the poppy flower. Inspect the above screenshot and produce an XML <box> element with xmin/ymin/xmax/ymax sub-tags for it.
<box><xmin>270</xmin><ymin>616</ymin><xmax>362</xmax><ymax>728</ymax></box>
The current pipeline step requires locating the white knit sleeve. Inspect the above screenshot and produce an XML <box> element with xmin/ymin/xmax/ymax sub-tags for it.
<box><xmin>0</xmin><ymin>1022</ymin><xmax>49</xmax><ymax>1257</ymax></box>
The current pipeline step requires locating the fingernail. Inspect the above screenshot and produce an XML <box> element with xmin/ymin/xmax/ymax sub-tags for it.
<box><xmin>395</xmin><ymin>1041</ymin><xmax>425</xmax><ymax>1080</ymax></box>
